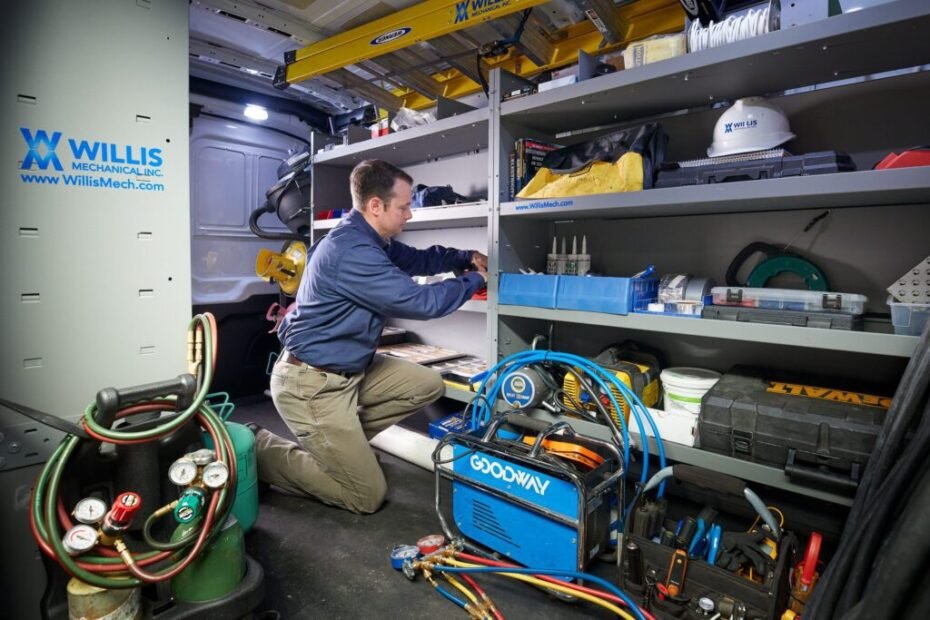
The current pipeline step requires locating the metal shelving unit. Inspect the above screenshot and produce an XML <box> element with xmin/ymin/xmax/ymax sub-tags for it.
<box><xmin>313</xmin><ymin>201</ymin><xmax>489</xmax><ymax>232</ymax></box>
<box><xmin>484</xmin><ymin>3</ymin><xmax>930</xmax><ymax>508</ymax></box>
<box><xmin>501</xmin><ymin>0</ymin><xmax>930</xmax><ymax>131</ymax></box>
<box><xmin>498</xmin><ymin>305</ymin><xmax>918</xmax><ymax>357</ymax></box>
<box><xmin>314</xmin><ymin>107</ymin><xmax>488</xmax><ymax>168</ymax></box>
<box><xmin>500</xmin><ymin>167</ymin><xmax>930</xmax><ymax>220</ymax></box>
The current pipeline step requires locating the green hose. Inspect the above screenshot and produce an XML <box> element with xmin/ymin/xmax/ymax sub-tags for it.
<box><xmin>31</xmin><ymin>313</ymin><xmax>238</xmax><ymax>588</ymax></box>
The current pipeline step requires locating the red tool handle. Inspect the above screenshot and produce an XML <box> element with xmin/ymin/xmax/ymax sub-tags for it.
<box><xmin>800</xmin><ymin>532</ymin><xmax>822</xmax><ymax>586</ymax></box>
<box><xmin>109</xmin><ymin>492</ymin><xmax>142</xmax><ymax>527</ymax></box>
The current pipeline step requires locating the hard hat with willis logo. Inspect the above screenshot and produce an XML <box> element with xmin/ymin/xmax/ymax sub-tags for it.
<box><xmin>708</xmin><ymin>97</ymin><xmax>795</xmax><ymax>157</ymax></box>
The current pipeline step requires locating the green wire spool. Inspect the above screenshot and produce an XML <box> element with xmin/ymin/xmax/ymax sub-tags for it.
<box><xmin>747</xmin><ymin>255</ymin><xmax>830</xmax><ymax>291</ymax></box>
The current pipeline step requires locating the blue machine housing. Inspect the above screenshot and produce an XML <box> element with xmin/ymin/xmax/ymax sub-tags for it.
<box><xmin>436</xmin><ymin>413</ymin><xmax>623</xmax><ymax>573</ymax></box>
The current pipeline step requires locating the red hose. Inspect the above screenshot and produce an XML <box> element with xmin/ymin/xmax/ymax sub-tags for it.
<box><xmin>456</xmin><ymin>552</ymin><xmax>656</xmax><ymax>620</ymax></box>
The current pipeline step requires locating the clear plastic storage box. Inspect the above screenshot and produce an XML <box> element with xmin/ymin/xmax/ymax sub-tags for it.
<box><xmin>888</xmin><ymin>297</ymin><xmax>930</xmax><ymax>336</ymax></box>
<box><xmin>710</xmin><ymin>287</ymin><xmax>867</xmax><ymax>315</ymax></box>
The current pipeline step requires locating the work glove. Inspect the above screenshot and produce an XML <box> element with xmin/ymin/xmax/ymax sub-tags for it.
<box><xmin>715</xmin><ymin>530</ymin><xmax>775</xmax><ymax>576</ymax></box>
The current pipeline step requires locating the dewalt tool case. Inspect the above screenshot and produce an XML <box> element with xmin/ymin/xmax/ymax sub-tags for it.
<box><xmin>697</xmin><ymin>367</ymin><xmax>889</xmax><ymax>493</ymax></box>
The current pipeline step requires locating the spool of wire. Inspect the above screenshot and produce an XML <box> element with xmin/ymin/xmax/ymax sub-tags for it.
<box><xmin>688</xmin><ymin>2</ymin><xmax>777</xmax><ymax>53</ymax></box>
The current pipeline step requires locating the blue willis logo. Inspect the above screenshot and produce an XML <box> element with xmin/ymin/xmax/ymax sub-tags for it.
<box><xmin>20</xmin><ymin>128</ymin><xmax>163</xmax><ymax>171</ymax></box>
<box><xmin>455</xmin><ymin>0</ymin><xmax>506</xmax><ymax>24</ymax></box>
<box><xmin>724</xmin><ymin>119</ymin><xmax>758</xmax><ymax>134</ymax></box>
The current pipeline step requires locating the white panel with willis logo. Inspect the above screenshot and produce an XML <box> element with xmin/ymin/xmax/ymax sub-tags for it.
<box><xmin>433</xmin><ymin>412</ymin><xmax>624</xmax><ymax>573</ymax></box>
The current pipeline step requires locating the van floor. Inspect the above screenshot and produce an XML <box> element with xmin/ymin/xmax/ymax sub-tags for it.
<box><xmin>232</xmin><ymin>397</ymin><xmax>619</xmax><ymax>619</ymax></box>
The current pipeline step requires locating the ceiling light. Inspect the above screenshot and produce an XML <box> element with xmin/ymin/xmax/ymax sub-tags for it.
<box><xmin>244</xmin><ymin>104</ymin><xmax>268</xmax><ymax>121</ymax></box>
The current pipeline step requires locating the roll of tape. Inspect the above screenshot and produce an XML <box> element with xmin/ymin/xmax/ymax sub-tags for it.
<box><xmin>684</xmin><ymin>277</ymin><xmax>715</xmax><ymax>302</ymax></box>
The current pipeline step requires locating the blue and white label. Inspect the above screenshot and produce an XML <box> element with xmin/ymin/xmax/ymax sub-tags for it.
<box><xmin>18</xmin><ymin>127</ymin><xmax>166</xmax><ymax>192</ymax></box>
<box><xmin>370</xmin><ymin>27</ymin><xmax>412</xmax><ymax>46</ymax></box>
<box><xmin>454</xmin><ymin>0</ymin><xmax>513</xmax><ymax>24</ymax></box>
<box><xmin>724</xmin><ymin>119</ymin><xmax>758</xmax><ymax>133</ymax></box>
<box><xmin>513</xmin><ymin>199</ymin><xmax>573</xmax><ymax>212</ymax></box>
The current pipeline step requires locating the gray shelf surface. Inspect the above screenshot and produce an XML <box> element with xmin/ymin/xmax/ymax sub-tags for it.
<box><xmin>500</xmin><ymin>167</ymin><xmax>930</xmax><ymax>220</ymax></box>
<box><xmin>314</xmin><ymin>201</ymin><xmax>489</xmax><ymax>231</ymax></box>
<box><xmin>313</xmin><ymin>108</ymin><xmax>489</xmax><ymax>168</ymax></box>
<box><xmin>443</xmin><ymin>384</ymin><xmax>475</xmax><ymax>404</ymax></box>
<box><xmin>522</xmin><ymin>410</ymin><xmax>854</xmax><ymax>506</ymax></box>
<box><xmin>501</xmin><ymin>0</ymin><xmax>930</xmax><ymax>132</ymax></box>
<box><xmin>498</xmin><ymin>305</ymin><xmax>918</xmax><ymax>357</ymax></box>
<box><xmin>458</xmin><ymin>299</ymin><xmax>488</xmax><ymax>313</ymax></box>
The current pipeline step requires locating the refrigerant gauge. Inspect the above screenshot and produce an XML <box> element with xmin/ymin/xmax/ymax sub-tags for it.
<box><xmin>190</xmin><ymin>448</ymin><xmax>216</xmax><ymax>466</ymax></box>
<box><xmin>72</xmin><ymin>497</ymin><xmax>108</xmax><ymax>525</ymax></box>
<box><xmin>202</xmin><ymin>461</ymin><xmax>229</xmax><ymax>489</ymax></box>
<box><xmin>169</xmin><ymin>458</ymin><xmax>198</xmax><ymax>486</ymax></box>
<box><xmin>63</xmin><ymin>524</ymin><xmax>98</xmax><ymax>556</ymax></box>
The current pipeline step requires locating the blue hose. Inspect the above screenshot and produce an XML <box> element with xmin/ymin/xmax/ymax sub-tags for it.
<box><xmin>432</xmin><ymin>564</ymin><xmax>646</xmax><ymax>620</ymax></box>
<box><xmin>433</xmin><ymin>583</ymin><xmax>468</xmax><ymax>609</ymax></box>
<box><xmin>468</xmin><ymin>349</ymin><xmax>666</xmax><ymax>497</ymax></box>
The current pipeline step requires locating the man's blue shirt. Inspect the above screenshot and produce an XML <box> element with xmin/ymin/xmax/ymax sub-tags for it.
<box><xmin>278</xmin><ymin>208</ymin><xmax>484</xmax><ymax>373</ymax></box>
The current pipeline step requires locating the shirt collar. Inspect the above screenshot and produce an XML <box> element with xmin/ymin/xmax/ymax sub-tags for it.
<box><xmin>346</xmin><ymin>208</ymin><xmax>389</xmax><ymax>249</ymax></box>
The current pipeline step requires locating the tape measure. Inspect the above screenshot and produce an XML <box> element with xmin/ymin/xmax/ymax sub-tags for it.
<box><xmin>390</xmin><ymin>544</ymin><xmax>419</xmax><ymax>570</ymax></box>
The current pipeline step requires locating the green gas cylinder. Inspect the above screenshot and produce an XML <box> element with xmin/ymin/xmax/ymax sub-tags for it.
<box><xmin>170</xmin><ymin>514</ymin><xmax>245</xmax><ymax>602</ymax></box>
<box><xmin>203</xmin><ymin>421</ymin><xmax>259</xmax><ymax>532</ymax></box>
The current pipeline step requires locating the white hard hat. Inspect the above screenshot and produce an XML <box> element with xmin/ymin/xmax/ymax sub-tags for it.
<box><xmin>707</xmin><ymin>97</ymin><xmax>795</xmax><ymax>157</ymax></box>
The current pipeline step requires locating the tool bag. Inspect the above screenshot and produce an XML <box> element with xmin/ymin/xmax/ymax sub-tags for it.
<box><xmin>516</xmin><ymin>123</ymin><xmax>668</xmax><ymax>199</ymax></box>
<box><xmin>622</xmin><ymin>465</ymin><xmax>799</xmax><ymax>620</ymax></box>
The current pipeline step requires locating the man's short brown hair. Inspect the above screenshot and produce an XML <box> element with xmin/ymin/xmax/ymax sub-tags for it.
<box><xmin>350</xmin><ymin>160</ymin><xmax>413</xmax><ymax>211</ymax></box>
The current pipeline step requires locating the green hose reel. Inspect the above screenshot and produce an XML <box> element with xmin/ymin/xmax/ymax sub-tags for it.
<box><xmin>746</xmin><ymin>254</ymin><xmax>830</xmax><ymax>291</ymax></box>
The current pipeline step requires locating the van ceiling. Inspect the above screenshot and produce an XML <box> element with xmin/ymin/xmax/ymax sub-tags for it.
<box><xmin>188</xmin><ymin>0</ymin><xmax>590</xmax><ymax>120</ymax></box>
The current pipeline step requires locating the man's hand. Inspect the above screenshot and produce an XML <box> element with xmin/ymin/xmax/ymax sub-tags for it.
<box><xmin>471</xmin><ymin>251</ymin><xmax>488</xmax><ymax>271</ymax></box>
<box><xmin>476</xmin><ymin>266</ymin><xmax>488</xmax><ymax>283</ymax></box>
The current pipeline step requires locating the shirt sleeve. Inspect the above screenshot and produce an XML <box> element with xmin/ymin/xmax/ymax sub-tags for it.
<box><xmin>387</xmin><ymin>239</ymin><xmax>474</xmax><ymax>276</ymax></box>
<box><xmin>335</xmin><ymin>243</ymin><xmax>484</xmax><ymax>319</ymax></box>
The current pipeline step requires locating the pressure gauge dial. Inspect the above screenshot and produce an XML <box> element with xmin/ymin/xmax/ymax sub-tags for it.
<box><xmin>168</xmin><ymin>458</ymin><xmax>198</xmax><ymax>486</ymax></box>
<box><xmin>62</xmin><ymin>524</ymin><xmax>98</xmax><ymax>556</ymax></box>
<box><xmin>190</xmin><ymin>448</ymin><xmax>216</xmax><ymax>466</ymax></box>
<box><xmin>202</xmin><ymin>461</ymin><xmax>230</xmax><ymax>489</ymax></box>
<box><xmin>73</xmin><ymin>497</ymin><xmax>107</xmax><ymax>525</ymax></box>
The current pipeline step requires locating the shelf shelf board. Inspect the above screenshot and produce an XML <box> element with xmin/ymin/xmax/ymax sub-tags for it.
<box><xmin>314</xmin><ymin>201</ymin><xmax>489</xmax><ymax>231</ymax></box>
<box><xmin>500</xmin><ymin>167</ymin><xmax>930</xmax><ymax>220</ymax></box>
<box><xmin>498</xmin><ymin>305</ymin><xmax>918</xmax><ymax>357</ymax></box>
<box><xmin>501</xmin><ymin>1</ymin><xmax>930</xmax><ymax>132</ymax></box>
<box><xmin>313</xmin><ymin>108</ymin><xmax>489</xmax><ymax>168</ymax></box>
<box><xmin>458</xmin><ymin>299</ymin><xmax>487</xmax><ymax>314</ymax></box>
<box><xmin>443</xmin><ymin>384</ymin><xmax>475</xmax><ymax>404</ymax></box>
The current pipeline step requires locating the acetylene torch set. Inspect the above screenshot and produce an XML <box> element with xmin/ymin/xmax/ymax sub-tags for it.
<box><xmin>29</xmin><ymin>313</ymin><xmax>263</xmax><ymax>618</ymax></box>
<box><xmin>393</xmin><ymin>348</ymin><xmax>823</xmax><ymax>620</ymax></box>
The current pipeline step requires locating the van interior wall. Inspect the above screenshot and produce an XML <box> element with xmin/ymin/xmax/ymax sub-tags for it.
<box><xmin>189</xmin><ymin>94</ymin><xmax>312</xmax><ymax>397</ymax></box>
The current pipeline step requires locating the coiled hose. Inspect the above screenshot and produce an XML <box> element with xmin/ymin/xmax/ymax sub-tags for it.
<box><xmin>30</xmin><ymin>313</ymin><xmax>238</xmax><ymax>588</ymax></box>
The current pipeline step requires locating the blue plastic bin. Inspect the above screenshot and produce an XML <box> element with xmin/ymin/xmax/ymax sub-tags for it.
<box><xmin>499</xmin><ymin>273</ymin><xmax>559</xmax><ymax>308</ymax></box>
<box><xmin>555</xmin><ymin>276</ymin><xmax>658</xmax><ymax>315</ymax></box>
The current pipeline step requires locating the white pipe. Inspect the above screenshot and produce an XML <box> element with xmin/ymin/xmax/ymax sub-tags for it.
<box><xmin>370</xmin><ymin>425</ymin><xmax>442</xmax><ymax>472</ymax></box>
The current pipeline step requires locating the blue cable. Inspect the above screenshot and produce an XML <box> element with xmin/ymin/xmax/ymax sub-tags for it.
<box><xmin>468</xmin><ymin>349</ymin><xmax>667</xmax><ymax>498</ymax></box>
<box><xmin>432</xmin><ymin>564</ymin><xmax>646</xmax><ymax>620</ymax></box>
<box><xmin>433</xmin><ymin>583</ymin><xmax>468</xmax><ymax>609</ymax></box>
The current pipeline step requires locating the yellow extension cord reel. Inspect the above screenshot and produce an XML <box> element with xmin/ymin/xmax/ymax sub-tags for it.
<box><xmin>255</xmin><ymin>240</ymin><xmax>307</xmax><ymax>296</ymax></box>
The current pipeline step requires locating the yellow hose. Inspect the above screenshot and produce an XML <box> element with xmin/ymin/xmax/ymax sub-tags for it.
<box><xmin>443</xmin><ymin>558</ymin><xmax>634</xmax><ymax>620</ymax></box>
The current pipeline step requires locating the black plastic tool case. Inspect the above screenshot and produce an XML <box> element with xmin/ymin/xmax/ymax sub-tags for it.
<box><xmin>697</xmin><ymin>367</ymin><xmax>887</xmax><ymax>492</ymax></box>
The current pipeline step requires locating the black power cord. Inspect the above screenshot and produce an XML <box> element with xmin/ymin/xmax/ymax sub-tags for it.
<box><xmin>475</xmin><ymin>9</ymin><xmax>533</xmax><ymax>97</ymax></box>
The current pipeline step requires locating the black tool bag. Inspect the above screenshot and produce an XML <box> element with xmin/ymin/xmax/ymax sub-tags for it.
<box><xmin>622</xmin><ymin>465</ymin><xmax>799</xmax><ymax>620</ymax></box>
<box><xmin>539</xmin><ymin>122</ymin><xmax>669</xmax><ymax>188</ymax></box>
<box><xmin>697</xmin><ymin>367</ymin><xmax>888</xmax><ymax>494</ymax></box>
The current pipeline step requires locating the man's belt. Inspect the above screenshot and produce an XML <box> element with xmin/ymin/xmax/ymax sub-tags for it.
<box><xmin>282</xmin><ymin>351</ymin><xmax>354</xmax><ymax>377</ymax></box>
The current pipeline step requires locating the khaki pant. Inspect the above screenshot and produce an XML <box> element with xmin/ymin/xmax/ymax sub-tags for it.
<box><xmin>258</xmin><ymin>353</ymin><xmax>444</xmax><ymax>513</ymax></box>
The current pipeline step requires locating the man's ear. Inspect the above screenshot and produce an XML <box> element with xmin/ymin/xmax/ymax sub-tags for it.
<box><xmin>366</xmin><ymin>196</ymin><xmax>383</xmax><ymax>214</ymax></box>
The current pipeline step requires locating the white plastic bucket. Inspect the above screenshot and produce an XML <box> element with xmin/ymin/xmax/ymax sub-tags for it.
<box><xmin>660</xmin><ymin>367</ymin><xmax>722</xmax><ymax>416</ymax></box>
